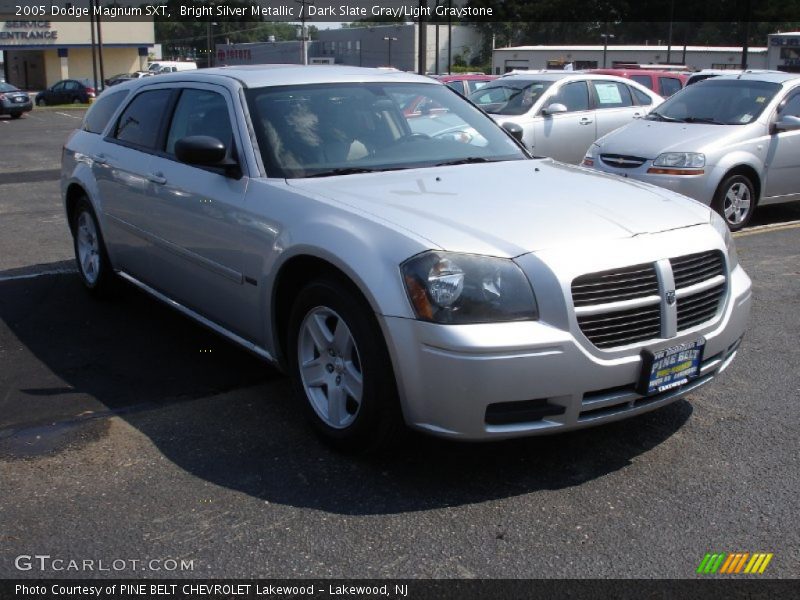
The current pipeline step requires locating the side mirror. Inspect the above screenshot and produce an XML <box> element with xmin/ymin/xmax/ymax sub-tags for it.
<box><xmin>501</xmin><ymin>122</ymin><xmax>524</xmax><ymax>142</ymax></box>
<box><xmin>175</xmin><ymin>135</ymin><xmax>241</xmax><ymax>178</ymax></box>
<box><xmin>542</xmin><ymin>103</ymin><xmax>568</xmax><ymax>116</ymax></box>
<box><xmin>772</xmin><ymin>115</ymin><xmax>800</xmax><ymax>133</ymax></box>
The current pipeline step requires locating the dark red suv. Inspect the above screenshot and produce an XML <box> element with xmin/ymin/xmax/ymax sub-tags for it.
<box><xmin>589</xmin><ymin>69</ymin><xmax>687</xmax><ymax>97</ymax></box>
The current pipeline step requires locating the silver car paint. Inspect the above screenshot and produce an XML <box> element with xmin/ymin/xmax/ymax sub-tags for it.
<box><xmin>586</xmin><ymin>74</ymin><xmax>800</xmax><ymax>208</ymax></box>
<box><xmin>62</xmin><ymin>66</ymin><xmax>751</xmax><ymax>440</ymax></box>
<box><xmin>484</xmin><ymin>74</ymin><xmax>663</xmax><ymax>164</ymax></box>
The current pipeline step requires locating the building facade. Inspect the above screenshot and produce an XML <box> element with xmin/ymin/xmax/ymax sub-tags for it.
<box><xmin>767</xmin><ymin>32</ymin><xmax>800</xmax><ymax>72</ymax></box>
<box><xmin>0</xmin><ymin>15</ymin><xmax>154</xmax><ymax>89</ymax></box>
<box><xmin>492</xmin><ymin>45</ymin><xmax>768</xmax><ymax>74</ymax></box>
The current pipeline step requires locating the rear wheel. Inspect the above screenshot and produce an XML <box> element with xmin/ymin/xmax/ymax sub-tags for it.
<box><xmin>72</xmin><ymin>197</ymin><xmax>117</xmax><ymax>296</ymax></box>
<box><xmin>287</xmin><ymin>277</ymin><xmax>402</xmax><ymax>451</ymax></box>
<box><xmin>713</xmin><ymin>174</ymin><xmax>756</xmax><ymax>231</ymax></box>
<box><xmin>37</xmin><ymin>98</ymin><xmax>46</xmax><ymax>107</ymax></box>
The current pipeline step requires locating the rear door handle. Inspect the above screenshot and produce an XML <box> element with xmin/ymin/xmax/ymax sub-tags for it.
<box><xmin>633</xmin><ymin>112</ymin><xmax>642</xmax><ymax>119</ymax></box>
<box><xmin>147</xmin><ymin>172</ymin><xmax>167</xmax><ymax>185</ymax></box>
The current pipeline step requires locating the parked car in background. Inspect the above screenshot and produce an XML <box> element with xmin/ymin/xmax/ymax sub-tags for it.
<box><xmin>0</xmin><ymin>82</ymin><xmax>33</xmax><ymax>118</ymax></box>
<box><xmin>583</xmin><ymin>72</ymin><xmax>800</xmax><ymax>230</ymax></box>
<box><xmin>105</xmin><ymin>71</ymin><xmax>153</xmax><ymax>87</ymax></box>
<box><xmin>434</xmin><ymin>73</ymin><xmax>497</xmax><ymax>96</ymax></box>
<box><xmin>685</xmin><ymin>69</ymin><xmax>785</xmax><ymax>86</ymax></box>
<box><xmin>61</xmin><ymin>66</ymin><xmax>750</xmax><ymax>449</ymax></box>
<box><xmin>35</xmin><ymin>79</ymin><xmax>96</xmax><ymax>105</ymax></box>
<box><xmin>147</xmin><ymin>61</ymin><xmax>197</xmax><ymax>74</ymax></box>
<box><xmin>590</xmin><ymin>69</ymin><xmax>687</xmax><ymax>97</ymax></box>
<box><xmin>469</xmin><ymin>72</ymin><xmax>663</xmax><ymax>163</ymax></box>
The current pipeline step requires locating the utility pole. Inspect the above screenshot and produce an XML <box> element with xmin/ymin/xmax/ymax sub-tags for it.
<box><xmin>295</xmin><ymin>0</ymin><xmax>314</xmax><ymax>65</ymax></box>
<box><xmin>417</xmin><ymin>0</ymin><xmax>427</xmax><ymax>75</ymax></box>
<box><xmin>666</xmin><ymin>0</ymin><xmax>674</xmax><ymax>63</ymax></box>
<box><xmin>601</xmin><ymin>32</ymin><xmax>615</xmax><ymax>69</ymax></box>
<box><xmin>93</xmin><ymin>0</ymin><xmax>105</xmax><ymax>90</ymax></box>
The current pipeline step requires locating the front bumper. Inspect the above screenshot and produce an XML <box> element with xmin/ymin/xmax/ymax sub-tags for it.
<box><xmin>0</xmin><ymin>98</ymin><xmax>33</xmax><ymax>114</ymax></box>
<box><xmin>381</xmin><ymin>229</ymin><xmax>752</xmax><ymax>441</ymax></box>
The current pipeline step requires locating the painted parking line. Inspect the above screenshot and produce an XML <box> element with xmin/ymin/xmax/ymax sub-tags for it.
<box><xmin>0</xmin><ymin>268</ymin><xmax>77</xmax><ymax>282</ymax></box>
<box><xmin>55</xmin><ymin>112</ymin><xmax>81</xmax><ymax>119</ymax></box>
<box><xmin>735</xmin><ymin>220</ymin><xmax>800</xmax><ymax>238</ymax></box>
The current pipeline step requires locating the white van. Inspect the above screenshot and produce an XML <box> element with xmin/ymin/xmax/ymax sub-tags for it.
<box><xmin>147</xmin><ymin>61</ymin><xmax>197</xmax><ymax>74</ymax></box>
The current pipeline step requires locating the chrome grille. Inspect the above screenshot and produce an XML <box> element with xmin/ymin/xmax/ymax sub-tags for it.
<box><xmin>600</xmin><ymin>154</ymin><xmax>648</xmax><ymax>169</ymax></box>
<box><xmin>571</xmin><ymin>263</ymin><xmax>658</xmax><ymax>307</ymax></box>
<box><xmin>670</xmin><ymin>250</ymin><xmax>724</xmax><ymax>288</ymax></box>
<box><xmin>572</xmin><ymin>250</ymin><xmax>727</xmax><ymax>349</ymax></box>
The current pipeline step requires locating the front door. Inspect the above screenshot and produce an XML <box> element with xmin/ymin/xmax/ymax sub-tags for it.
<box><xmin>764</xmin><ymin>89</ymin><xmax>800</xmax><ymax>202</ymax></box>
<box><xmin>532</xmin><ymin>80</ymin><xmax>595</xmax><ymax>163</ymax></box>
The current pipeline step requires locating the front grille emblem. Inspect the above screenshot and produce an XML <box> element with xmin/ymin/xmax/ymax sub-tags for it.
<box><xmin>666</xmin><ymin>290</ymin><xmax>676</xmax><ymax>305</ymax></box>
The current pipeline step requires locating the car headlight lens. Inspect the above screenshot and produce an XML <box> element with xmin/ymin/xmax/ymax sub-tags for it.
<box><xmin>401</xmin><ymin>251</ymin><xmax>538</xmax><ymax>324</ymax></box>
<box><xmin>710</xmin><ymin>210</ymin><xmax>739</xmax><ymax>268</ymax></box>
<box><xmin>653</xmin><ymin>152</ymin><xmax>705</xmax><ymax>168</ymax></box>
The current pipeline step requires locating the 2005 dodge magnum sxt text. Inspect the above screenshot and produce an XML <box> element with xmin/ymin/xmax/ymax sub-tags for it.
<box><xmin>61</xmin><ymin>66</ymin><xmax>752</xmax><ymax>449</ymax></box>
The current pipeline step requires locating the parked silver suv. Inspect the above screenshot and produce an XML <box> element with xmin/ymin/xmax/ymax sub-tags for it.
<box><xmin>584</xmin><ymin>72</ymin><xmax>800</xmax><ymax>229</ymax></box>
<box><xmin>61</xmin><ymin>66</ymin><xmax>751</xmax><ymax>449</ymax></box>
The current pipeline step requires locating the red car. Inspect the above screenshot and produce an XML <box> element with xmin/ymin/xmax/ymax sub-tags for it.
<box><xmin>589</xmin><ymin>69</ymin><xmax>687</xmax><ymax>97</ymax></box>
<box><xmin>434</xmin><ymin>74</ymin><xmax>497</xmax><ymax>97</ymax></box>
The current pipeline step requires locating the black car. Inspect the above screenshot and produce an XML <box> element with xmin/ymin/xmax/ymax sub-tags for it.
<box><xmin>35</xmin><ymin>79</ymin><xmax>96</xmax><ymax>106</ymax></box>
<box><xmin>0</xmin><ymin>82</ymin><xmax>33</xmax><ymax>118</ymax></box>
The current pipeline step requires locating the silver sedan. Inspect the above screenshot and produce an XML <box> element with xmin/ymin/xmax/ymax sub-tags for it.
<box><xmin>61</xmin><ymin>66</ymin><xmax>750</xmax><ymax>450</ymax></box>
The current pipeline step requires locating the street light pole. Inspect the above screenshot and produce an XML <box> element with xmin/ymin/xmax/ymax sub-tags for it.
<box><xmin>295</xmin><ymin>0</ymin><xmax>315</xmax><ymax>65</ymax></box>
<box><xmin>384</xmin><ymin>36</ymin><xmax>398</xmax><ymax>67</ymax></box>
<box><xmin>600</xmin><ymin>33</ymin><xmax>615</xmax><ymax>68</ymax></box>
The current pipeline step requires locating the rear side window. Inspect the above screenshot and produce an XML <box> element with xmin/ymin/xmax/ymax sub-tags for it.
<box><xmin>659</xmin><ymin>77</ymin><xmax>683</xmax><ymax>97</ymax></box>
<box><xmin>113</xmin><ymin>89</ymin><xmax>172</xmax><ymax>150</ymax></box>
<box><xmin>83</xmin><ymin>90</ymin><xmax>128</xmax><ymax>134</ymax></box>
<box><xmin>592</xmin><ymin>81</ymin><xmax>633</xmax><ymax>108</ymax></box>
<box><xmin>630</xmin><ymin>74</ymin><xmax>654</xmax><ymax>90</ymax></box>
<box><xmin>630</xmin><ymin>85</ymin><xmax>653</xmax><ymax>106</ymax></box>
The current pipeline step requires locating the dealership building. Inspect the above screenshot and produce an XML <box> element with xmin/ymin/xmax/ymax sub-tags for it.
<box><xmin>0</xmin><ymin>11</ymin><xmax>154</xmax><ymax>89</ymax></box>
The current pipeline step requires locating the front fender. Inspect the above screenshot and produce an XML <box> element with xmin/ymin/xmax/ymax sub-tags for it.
<box><xmin>706</xmin><ymin>150</ymin><xmax>765</xmax><ymax>199</ymax></box>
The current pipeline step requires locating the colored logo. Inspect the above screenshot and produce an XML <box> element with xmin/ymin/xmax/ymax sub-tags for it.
<box><xmin>697</xmin><ymin>552</ymin><xmax>773</xmax><ymax>574</ymax></box>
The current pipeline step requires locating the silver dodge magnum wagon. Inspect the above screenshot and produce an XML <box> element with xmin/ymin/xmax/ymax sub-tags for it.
<box><xmin>61</xmin><ymin>66</ymin><xmax>752</xmax><ymax>449</ymax></box>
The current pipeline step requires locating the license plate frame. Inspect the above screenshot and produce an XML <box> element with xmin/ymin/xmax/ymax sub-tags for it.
<box><xmin>636</xmin><ymin>338</ymin><xmax>706</xmax><ymax>396</ymax></box>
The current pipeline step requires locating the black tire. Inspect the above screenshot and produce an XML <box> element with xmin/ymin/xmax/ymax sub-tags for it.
<box><xmin>37</xmin><ymin>98</ymin><xmax>46</xmax><ymax>107</ymax></box>
<box><xmin>71</xmin><ymin>197</ymin><xmax>117</xmax><ymax>297</ymax></box>
<box><xmin>712</xmin><ymin>174</ymin><xmax>756</xmax><ymax>231</ymax></box>
<box><xmin>287</xmin><ymin>276</ymin><xmax>403</xmax><ymax>452</ymax></box>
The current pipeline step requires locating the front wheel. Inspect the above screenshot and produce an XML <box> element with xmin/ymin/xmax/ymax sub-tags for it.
<box><xmin>10</xmin><ymin>113</ymin><xmax>21</xmax><ymax>119</ymax></box>
<box><xmin>287</xmin><ymin>277</ymin><xmax>402</xmax><ymax>451</ymax></box>
<box><xmin>36</xmin><ymin>98</ymin><xmax>46</xmax><ymax>107</ymax></box>
<box><xmin>72</xmin><ymin>198</ymin><xmax>117</xmax><ymax>296</ymax></box>
<box><xmin>712</xmin><ymin>174</ymin><xmax>756</xmax><ymax>231</ymax></box>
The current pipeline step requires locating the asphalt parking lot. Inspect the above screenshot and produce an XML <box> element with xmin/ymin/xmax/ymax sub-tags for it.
<box><xmin>0</xmin><ymin>110</ymin><xmax>798</xmax><ymax>579</ymax></box>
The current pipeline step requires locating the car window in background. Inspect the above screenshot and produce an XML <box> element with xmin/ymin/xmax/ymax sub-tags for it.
<box><xmin>113</xmin><ymin>89</ymin><xmax>172</xmax><ymax>149</ymax></box>
<box><xmin>467</xmin><ymin>80</ymin><xmax>490</xmax><ymax>94</ymax></box>
<box><xmin>630</xmin><ymin>85</ymin><xmax>653</xmax><ymax>105</ymax></box>
<box><xmin>659</xmin><ymin>77</ymin><xmax>683</xmax><ymax>97</ymax></box>
<box><xmin>166</xmin><ymin>89</ymin><xmax>233</xmax><ymax>155</ymax></box>
<box><xmin>445</xmin><ymin>81</ymin><xmax>462</xmax><ymax>93</ymax></box>
<box><xmin>592</xmin><ymin>81</ymin><xmax>633</xmax><ymax>108</ymax></box>
<box><xmin>246</xmin><ymin>82</ymin><xmax>526</xmax><ymax>178</ymax></box>
<box><xmin>630</xmin><ymin>74</ymin><xmax>653</xmax><ymax>90</ymax></box>
<box><xmin>65</xmin><ymin>81</ymin><xmax>81</xmax><ymax>91</ymax></box>
<box><xmin>550</xmin><ymin>81</ymin><xmax>590</xmax><ymax>112</ymax></box>
<box><xmin>52</xmin><ymin>82</ymin><xmax>65</xmax><ymax>91</ymax></box>
<box><xmin>469</xmin><ymin>80</ymin><xmax>554</xmax><ymax>115</ymax></box>
<box><xmin>649</xmin><ymin>79</ymin><xmax>781</xmax><ymax>125</ymax></box>
<box><xmin>83</xmin><ymin>90</ymin><xmax>129</xmax><ymax>134</ymax></box>
<box><xmin>778</xmin><ymin>92</ymin><xmax>800</xmax><ymax>117</ymax></box>
<box><xmin>0</xmin><ymin>82</ymin><xmax>19</xmax><ymax>92</ymax></box>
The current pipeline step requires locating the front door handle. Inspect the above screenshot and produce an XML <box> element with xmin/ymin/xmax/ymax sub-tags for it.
<box><xmin>92</xmin><ymin>154</ymin><xmax>107</xmax><ymax>165</ymax></box>
<box><xmin>633</xmin><ymin>112</ymin><xmax>642</xmax><ymax>119</ymax></box>
<box><xmin>579</xmin><ymin>118</ymin><xmax>593</xmax><ymax>125</ymax></box>
<box><xmin>147</xmin><ymin>172</ymin><xmax>167</xmax><ymax>185</ymax></box>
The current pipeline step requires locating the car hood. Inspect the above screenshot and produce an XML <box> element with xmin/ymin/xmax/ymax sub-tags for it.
<box><xmin>595</xmin><ymin>118</ymin><xmax>756</xmax><ymax>159</ymax></box>
<box><xmin>287</xmin><ymin>159</ymin><xmax>710</xmax><ymax>257</ymax></box>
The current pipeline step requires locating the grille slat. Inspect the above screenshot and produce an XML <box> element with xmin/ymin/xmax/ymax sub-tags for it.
<box><xmin>573</xmin><ymin>250</ymin><xmax>726</xmax><ymax>349</ymax></box>
<box><xmin>600</xmin><ymin>154</ymin><xmax>648</xmax><ymax>169</ymax></box>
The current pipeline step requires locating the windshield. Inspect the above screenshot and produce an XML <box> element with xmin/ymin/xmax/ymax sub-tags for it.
<box><xmin>245</xmin><ymin>82</ymin><xmax>527</xmax><ymax>178</ymax></box>
<box><xmin>468</xmin><ymin>80</ymin><xmax>554</xmax><ymax>115</ymax></box>
<box><xmin>0</xmin><ymin>83</ymin><xmax>20</xmax><ymax>92</ymax></box>
<box><xmin>647</xmin><ymin>79</ymin><xmax>781</xmax><ymax>125</ymax></box>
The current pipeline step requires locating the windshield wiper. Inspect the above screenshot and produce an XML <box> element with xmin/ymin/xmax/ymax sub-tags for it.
<box><xmin>646</xmin><ymin>111</ymin><xmax>685</xmax><ymax>123</ymax></box>
<box><xmin>682</xmin><ymin>117</ymin><xmax>724</xmax><ymax>124</ymax></box>
<box><xmin>305</xmin><ymin>167</ymin><xmax>386</xmax><ymax>178</ymax></box>
<box><xmin>435</xmin><ymin>157</ymin><xmax>497</xmax><ymax>167</ymax></box>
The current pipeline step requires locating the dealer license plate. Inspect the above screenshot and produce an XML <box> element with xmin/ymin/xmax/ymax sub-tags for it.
<box><xmin>637</xmin><ymin>338</ymin><xmax>705</xmax><ymax>395</ymax></box>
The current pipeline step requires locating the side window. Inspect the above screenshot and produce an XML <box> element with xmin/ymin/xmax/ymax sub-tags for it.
<box><xmin>550</xmin><ymin>81</ymin><xmax>590</xmax><ymax>112</ymax></box>
<box><xmin>445</xmin><ymin>81</ymin><xmax>463</xmax><ymax>93</ymax></box>
<box><xmin>468</xmin><ymin>80</ymin><xmax>489</xmax><ymax>94</ymax></box>
<box><xmin>630</xmin><ymin>85</ymin><xmax>653</xmax><ymax>106</ymax></box>
<box><xmin>65</xmin><ymin>81</ymin><xmax>80</xmax><ymax>91</ymax></box>
<box><xmin>83</xmin><ymin>90</ymin><xmax>129</xmax><ymax>134</ymax></box>
<box><xmin>592</xmin><ymin>81</ymin><xmax>633</xmax><ymax>109</ymax></box>
<box><xmin>166</xmin><ymin>89</ymin><xmax>234</xmax><ymax>155</ymax></box>
<box><xmin>778</xmin><ymin>93</ymin><xmax>800</xmax><ymax>118</ymax></box>
<box><xmin>52</xmin><ymin>82</ymin><xmax>65</xmax><ymax>91</ymax></box>
<box><xmin>113</xmin><ymin>89</ymin><xmax>172</xmax><ymax>150</ymax></box>
<box><xmin>630</xmin><ymin>75</ymin><xmax>654</xmax><ymax>90</ymax></box>
<box><xmin>659</xmin><ymin>77</ymin><xmax>683</xmax><ymax>97</ymax></box>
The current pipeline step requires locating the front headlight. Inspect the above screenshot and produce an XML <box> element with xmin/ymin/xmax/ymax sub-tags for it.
<box><xmin>710</xmin><ymin>211</ymin><xmax>739</xmax><ymax>268</ymax></box>
<box><xmin>401</xmin><ymin>251</ymin><xmax>538</xmax><ymax>324</ymax></box>
<box><xmin>653</xmin><ymin>152</ymin><xmax>705</xmax><ymax>168</ymax></box>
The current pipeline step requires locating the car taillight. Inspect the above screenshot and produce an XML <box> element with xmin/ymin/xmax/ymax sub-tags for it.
<box><xmin>86</xmin><ymin>88</ymin><xmax>96</xmax><ymax>97</ymax></box>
